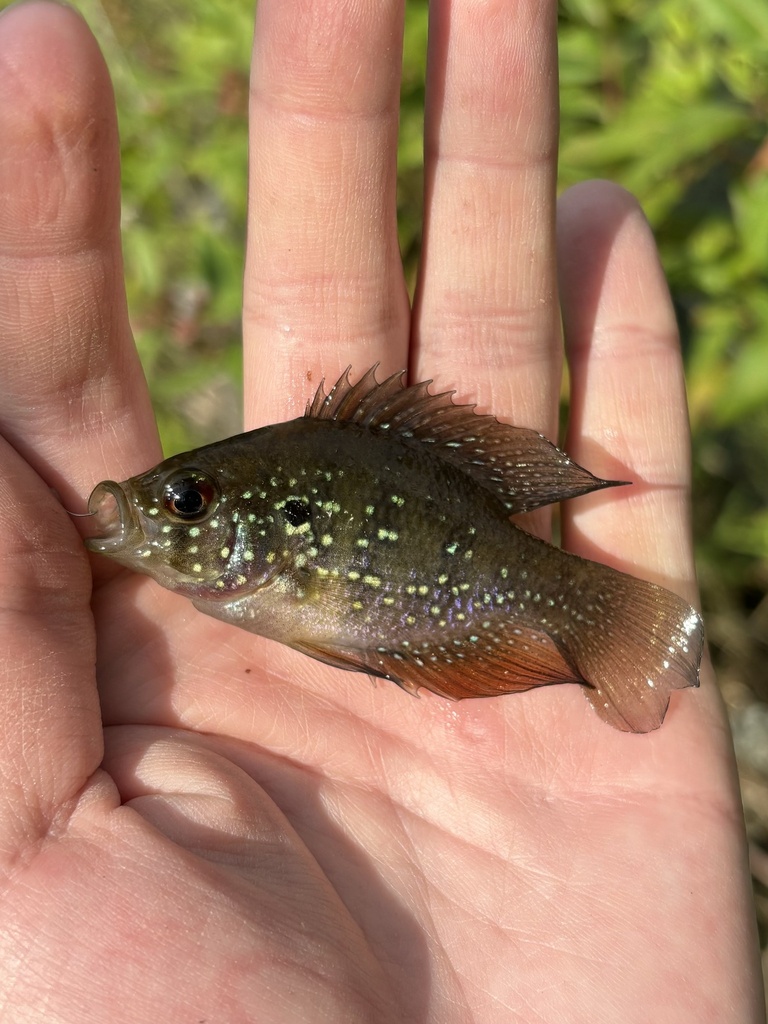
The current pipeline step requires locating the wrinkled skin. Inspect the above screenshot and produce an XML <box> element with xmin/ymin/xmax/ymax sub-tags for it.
<box><xmin>0</xmin><ymin>3</ymin><xmax>762</xmax><ymax>1023</ymax></box>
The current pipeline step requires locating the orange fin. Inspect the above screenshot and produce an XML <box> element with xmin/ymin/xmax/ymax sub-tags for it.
<box><xmin>306</xmin><ymin>366</ymin><xmax>624</xmax><ymax>515</ymax></box>
<box><xmin>381</xmin><ymin>625</ymin><xmax>580</xmax><ymax>701</ymax></box>
<box><xmin>294</xmin><ymin>627</ymin><xmax>580</xmax><ymax>701</ymax></box>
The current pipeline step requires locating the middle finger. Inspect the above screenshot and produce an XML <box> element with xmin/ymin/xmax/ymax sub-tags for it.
<box><xmin>243</xmin><ymin>0</ymin><xmax>411</xmax><ymax>428</ymax></box>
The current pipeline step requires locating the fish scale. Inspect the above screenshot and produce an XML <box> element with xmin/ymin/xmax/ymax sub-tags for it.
<box><xmin>86</xmin><ymin>366</ymin><xmax>703</xmax><ymax>732</ymax></box>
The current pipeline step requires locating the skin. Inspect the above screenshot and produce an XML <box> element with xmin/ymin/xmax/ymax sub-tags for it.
<box><xmin>0</xmin><ymin>1</ymin><xmax>762</xmax><ymax>1022</ymax></box>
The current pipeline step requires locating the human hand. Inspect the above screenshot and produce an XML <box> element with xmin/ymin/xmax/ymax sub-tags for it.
<box><xmin>0</xmin><ymin>2</ymin><xmax>762</xmax><ymax>1022</ymax></box>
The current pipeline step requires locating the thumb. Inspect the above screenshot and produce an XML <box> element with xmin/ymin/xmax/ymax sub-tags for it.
<box><xmin>0</xmin><ymin>438</ymin><xmax>102</xmax><ymax>860</ymax></box>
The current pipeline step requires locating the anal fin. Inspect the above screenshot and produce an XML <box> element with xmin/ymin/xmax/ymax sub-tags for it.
<box><xmin>294</xmin><ymin>628</ymin><xmax>581</xmax><ymax>702</ymax></box>
<box><xmin>387</xmin><ymin>625</ymin><xmax>581</xmax><ymax>701</ymax></box>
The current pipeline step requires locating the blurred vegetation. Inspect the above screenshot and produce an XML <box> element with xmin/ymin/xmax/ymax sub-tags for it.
<box><xmin>18</xmin><ymin>0</ymin><xmax>768</xmax><ymax>989</ymax></box>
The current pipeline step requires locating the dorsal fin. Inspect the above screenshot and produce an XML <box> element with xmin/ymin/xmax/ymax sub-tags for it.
<box><xmin>306</xmin><ymin>366</ymin><xmax>624</xmax><ymax>516</ymax></box>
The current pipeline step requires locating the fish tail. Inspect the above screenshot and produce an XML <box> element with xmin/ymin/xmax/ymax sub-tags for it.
<box><xmin>561</xmin><ymin>563</ymin><xmax>703</xmax><ymax>732</ymax></box>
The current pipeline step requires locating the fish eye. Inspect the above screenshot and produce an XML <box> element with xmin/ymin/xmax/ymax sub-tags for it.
<box><xmin>163</xmin><ymin>472</ymin><xmax>218</xmax><ymax>522</ymax></box>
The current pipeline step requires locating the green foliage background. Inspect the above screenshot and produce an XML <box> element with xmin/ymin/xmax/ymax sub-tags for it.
<box><xmin>11</xmin><ymin>0</ymin><xmax>768</xmax><ymax>981</ymax></box>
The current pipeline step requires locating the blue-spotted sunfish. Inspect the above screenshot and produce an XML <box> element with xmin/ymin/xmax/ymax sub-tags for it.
<box><xmin>86</xmin><ymin>366</ymin><xmax>702</xmax><ymax>732</ymax></box>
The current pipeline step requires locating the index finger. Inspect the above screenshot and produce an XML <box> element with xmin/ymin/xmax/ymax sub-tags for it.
<box><xmin>0</xmin><ymin>2</ymin><xmax>159</xmax><ymax>506</ymax></box>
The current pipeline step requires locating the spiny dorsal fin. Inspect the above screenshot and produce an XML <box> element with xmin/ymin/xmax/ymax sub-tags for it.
<box><xmin>306</xmin><ymin>366</ymin><xmax>624</xmax><ymax>516</ymax></box>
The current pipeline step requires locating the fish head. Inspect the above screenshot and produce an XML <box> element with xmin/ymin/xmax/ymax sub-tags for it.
<box><xmin>85</xmin><ymin>459</ymin><xmax>239</xmax><ymax>594</ymax></box>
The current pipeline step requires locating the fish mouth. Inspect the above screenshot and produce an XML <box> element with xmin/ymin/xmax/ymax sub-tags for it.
<box><xmin>85</xmin><ymin>481</ymin><xmax>137</xmax><ymax>553</ymax></box>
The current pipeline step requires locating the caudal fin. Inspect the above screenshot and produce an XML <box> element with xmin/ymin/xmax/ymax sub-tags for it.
<box><xmin>564</xmin><ymin>565</ymin><xmax>703</xmax><ymax>732</ymax></box>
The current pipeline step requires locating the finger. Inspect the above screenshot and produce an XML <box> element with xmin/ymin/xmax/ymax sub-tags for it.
<box><xmin>413</xmin><ymin>0</ymin><xmax>561</xmax><ymax>439</ymax></box>
<box><xmin>243</xmin><ymin>0</ymin><xmax>410</xmax><ymax>428</ymax></box>
<box><xmin>0</xmin><ymin>436</ymin><xmax>104</xmax><ymax>855</ymax></box>
<box><xmin>556</xmin><ymin>184</ymin><xmax>751</xmax><ymax>990</ymax></box>
<box><xmin>557</xmin><ymin>181</ymin><xmax>697</xmax><ymax>602</ymax></box>
<box><xmin>0</xmin><ymin>2</ymin><xmax>158</xmax><ymax>508</ymax></box>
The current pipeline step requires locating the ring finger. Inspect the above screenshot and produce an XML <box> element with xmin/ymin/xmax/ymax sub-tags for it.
<box><xmin>413</xmin><ymin>0</ymin><xmax>561</xmax><ymax>444</ymax></box>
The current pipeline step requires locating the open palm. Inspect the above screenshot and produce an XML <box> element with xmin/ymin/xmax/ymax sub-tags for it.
<box><xmin>0</xmin><ymin>2</ymin><xmax>762</xmax><ymax>1022</ymax></box>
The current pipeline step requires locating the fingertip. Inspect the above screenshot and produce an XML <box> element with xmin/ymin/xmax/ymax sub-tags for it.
<box><xmin>557</xmin><ymin>178</ymin><xmax>646</xmax><ymax>234</ymax></box>
<box><xmin>557</xmin><ymin>180</ymin><xmax>642</xmax><ymax>282</ymax></box>
<box><xmin>0</xmin><ymin>0</ymin><xmax>85</xmax><ymax>27</ymax></box>
<box><xmin>0</xmin><ymin>1</ymin><xmax>93</xmax><ymax>65</ymax></box>
<box><xmin>558</xmin><ymin>177</ymin><xmax>641</xmax><ymax>219</ymax></box>
<box><xmin>556</xmin><ymin>178</ymin><xmax>684</xmax><ymax>476</ymax></box>
<box><xmin>0</xmin><ymin>0</ymin><xmax>119</xmax><ymax>251</ymax></box>
<box><xmin>557</xmin><ymin>180</ymin><xmax>676</xmax><ymax>358</ymax></box>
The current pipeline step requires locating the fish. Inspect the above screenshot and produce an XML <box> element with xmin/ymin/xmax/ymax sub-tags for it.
<box><xmin>86</xmin><ymin>366</ymin><xmax>703</xmax><ymax>732</ymax></box>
